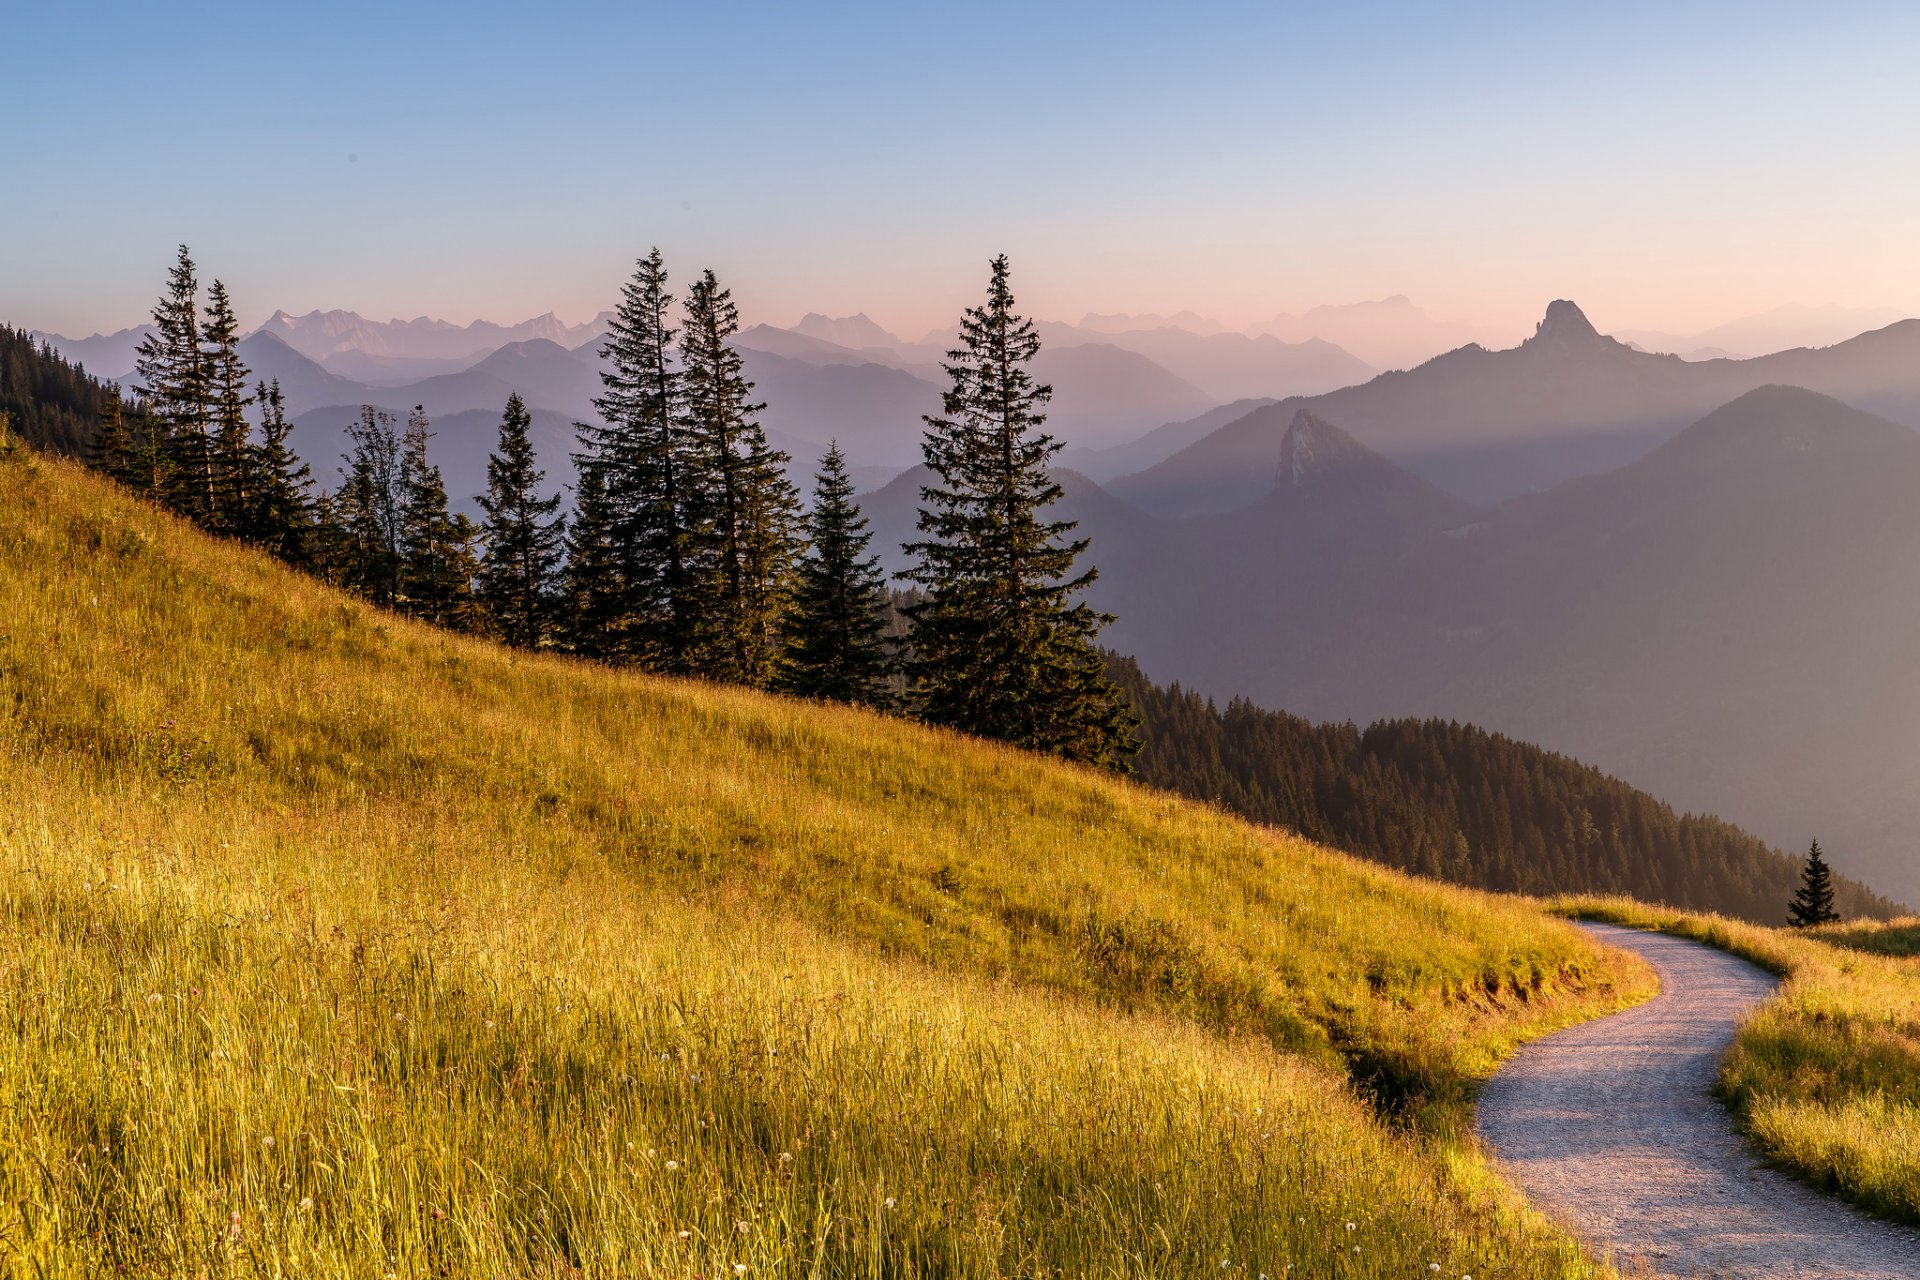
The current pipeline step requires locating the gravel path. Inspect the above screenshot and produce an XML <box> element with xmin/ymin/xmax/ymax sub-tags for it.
<box><xmin>1478</xmin><ymin>922</ymin><xmax>1920</xmax><ymax>1278</ymax></box>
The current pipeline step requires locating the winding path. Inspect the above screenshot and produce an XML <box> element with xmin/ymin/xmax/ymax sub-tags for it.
<box><xmin>1478</xmin><ymin>922</ymin><xmax>1920</xmax><ymax>1278</ymax></box>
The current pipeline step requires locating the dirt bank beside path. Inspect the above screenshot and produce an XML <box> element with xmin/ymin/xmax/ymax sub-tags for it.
<box><xmin>1478</xmin><ymin>922</ymin><xmax>1919</xmax><ymax>1278</ymax></box>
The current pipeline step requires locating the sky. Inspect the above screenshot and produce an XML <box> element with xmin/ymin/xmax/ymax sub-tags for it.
<box><xmin>7</xmin><ymin>1</ymin><xmax>1920</xmax><ymax>343</ymax></box>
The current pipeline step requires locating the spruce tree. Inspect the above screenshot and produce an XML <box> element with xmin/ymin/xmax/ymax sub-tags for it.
<box><xmin>306</xmin><ymin>488</ymin><xmax>354</xmax><ymax>587</ymax></box>
<box><xmin>397</xmin><ymin>406</ymin><xmax>474</xmax><ymax>626</ymax></box>
<box><xmin>904</xmin><ymin>254</ymin><xmax>1137</xmax><ymax>768</ymax></box>
<box><xmin>578</xmin><ymin>248</ymin><xmax>700</xmax><ymax>668</ymax></box>
<box><xmin>679</xmin><ymin>269</ymin><xmax>801</xmax><ymax>688</ymax></box>
<box><xmin>562</xmin><ymin>462</ymin><xmax>627</xmax><ymax>658</ymax></box>
<box><xmin>90</xmin><ymin>384</ymin><xmax>138</xmax><ymax>487</ymax></box>
<box><xmin>338</xmin><ymin>406</ymin><xmax>404</xmax><ymax>604</ymax></box>
<box><xmin>784</xmin><ymin>442</ymin><xmax>893</xmax><ymax>705</ymax></box>
<box><xmin>1788</xmin><ymin>839</ymin><xmax>1840</xmax><ymax>927</ymax></box>
<box><xmin>132</xmin><ymin>246</ymin><xmax>204</xmax><ymax>512</ymax></box>
<box><xmin>477</xmin><ymin>393</ymin><xmax>566</xmax><ymax>648</ymax></box>
<box><xmin>250</xmin><ymin>380</ymin><xmax>315</xmax><ymax>564</ymax></box>
<box><xmin>202</xmin><ymin>279</ymin><xmax>255</xmax><ymax>532</ymax></box>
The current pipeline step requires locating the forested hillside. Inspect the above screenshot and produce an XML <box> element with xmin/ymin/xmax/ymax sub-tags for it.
<box><xmin>0</xmin><ymin>324</ymin><xmax>118</xmax><ymax>456</ymax></box>
<box><xmin>1110</xmin><ymin>656</ymin><xmax>1898</xmax><ymax>923</ymax></box>
<box><xmin>6</xmin><ymin>319</ymin><xmax>1893</xmax><ymax>923</ymax></box>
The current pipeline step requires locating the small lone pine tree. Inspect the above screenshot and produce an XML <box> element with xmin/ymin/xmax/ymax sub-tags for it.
<box><xmin>783</xmin><ymin>442</ymin><xmax>893</xmax><ymax>705</ymax></box>
<box><xmin>1788</xmin><ymin>839</ymin><xmax>1840</xmax><ymax>927</ymax></box>
<box><xmin>904</xmin><ymin>254</ymin><xmax>1137</xmax><ymax>768</ymax></box>
<box><xmin>477</xmin><ymin>392</ymin><xmax>565</xmax><ymax>648</ymax></box>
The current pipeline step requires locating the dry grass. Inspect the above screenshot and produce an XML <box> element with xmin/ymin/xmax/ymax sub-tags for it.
<box><xmin>0</xmin><ymin>451</ymin><xmax>1651</xmax><ymax>1276</ymax></box>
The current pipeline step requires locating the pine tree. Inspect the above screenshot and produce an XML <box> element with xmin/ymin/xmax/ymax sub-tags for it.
<box><xmin>578</xmin><ymin>248</ymin><xmax>701</xmax><ymax>668</ymax></box>
<box><xmin>679</xmin><ymin>269</ymin><xmax>801</xmax><ymax>688</ymax></box>
<box><xmin>306</xmin><ymin>488</ymin><xmax>354</xmax><ymax>587</ymax></box>
<box><xmin>249</xmin><ymin>380</ymin><xmax>315</xmax><ymax>564</ymax></box>
<box><xmin>131</xmin><ymin>246</ymin><xmax>204</xmax><ymax>512</ymax></box>
<box><xmin>477</xmin><ymin>393</ymin><xmax>565</xmax><ymax>648</ymax></box>
<box><xmin>338</xmin><ymin>406</ymin><xmax>404</xmax><ymax>604</ymax></box>
<box><xmin>202</xmin><ymin>279</ymin><xmax>255</xmax><ymax>533</ymax></box>
<box><xmin>90</xmin><ymin>384</ymin><xmax>139</xmax><ymax>487</ymax></box>
<box><xmin>1788</xmin><ymin>839</ymin><xmax>1840</xmax><ymax>927</ymax></box>
<box><xmin>562</xmin><ymin>462</ymin><xmax>627</xmax><ymax>658</ymax></box>
<box><xmin>397</xmin><ymin>406</ymin><xmax>474</xmax><ymax>626</ymax></box>
<box><xmin>904</xmin><ymin>254</ymin><xmax>1136</xmax><ymax>768</ymax></box>
<box><xmin>783</xmin><ymin>442</ymin><xmax>893</xmax><ymax>705</ymax></box>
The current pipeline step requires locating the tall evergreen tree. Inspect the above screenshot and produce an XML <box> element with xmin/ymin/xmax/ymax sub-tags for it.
<box><xmin>679</xmin><ymin>269</ymin><xmax>801</xmax><ymax>688</ymax></box>
<box><xmin>249</xmin><ymin>380</ymin><xmax>315</xmax><ymax>563</ymax></box>
<box><xmin>784</xmin><ymin>442</ymin><xmax>893</xmax><ymax>705</ymax></box>
<box><xmin>578</xmin><ymin>248</ymin><xmax>700</xmax><ymax>667</ymax></box>
<box><xmin>90</xmin><ymin>384</ymin><xmax>139</xmax><ymax>487</ymax></box>
<box><xmin>562</xmin><ymin>462</ymin><xmax>627</xmax><ymax>659</ymax></box>
<box><xmin>338</xmin><ymin>406</ymin><xmax>405</xmax><ymax>604</ymax></box>
<box><xmin>477</xmin><ymin>393</ymin><xmax>566</xmax><ymax>648</ymax></box>
<box><xmin>904</xmin><ymin>255</ymin><xmax>1136</xmax><ymax>768</ymax></box>
<box><xmin>397</xmin><ymin>406</ymin><xmax>475</xmax><ymax>626</ymax></box>
<box><xmin>202</xmin><ymin>279</ymin><xmax>255</xmax><ymax>532</ymax></box>
<box><xmin>1788</xmin><ymin>839</ymin><xmax>1841</xmax><ymax>927</ymax></box>
<box><xmin>131</xmin><ymin>246</ymin><xmax>204</xmax><ymax>511</ymax></box>
<box><xmin>306</xmin><ymin>488</ymin><xmax>354</xmax><ymax>587</ymax></box>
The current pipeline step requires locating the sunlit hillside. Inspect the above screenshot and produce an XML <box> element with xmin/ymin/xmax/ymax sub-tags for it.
<box><xmin>0</xmin><ymin>449</ymin><xmax>1653</xmax><ymax>1277</ymax></box>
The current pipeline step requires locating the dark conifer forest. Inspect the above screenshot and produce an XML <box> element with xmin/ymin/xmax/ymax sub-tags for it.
<box><xmin>1107</xmin><ymin>655</ymin><xmax>1898</xmax><ymax>922</ymax></box>
<box><xmin>0</xmin><ymin>324</ymin><xmax>120</xmax><ymax>456</ymax></box>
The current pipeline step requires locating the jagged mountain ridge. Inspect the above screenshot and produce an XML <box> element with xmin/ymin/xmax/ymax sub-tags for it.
<box><xmin>1114</xmin><ymin>300</ymin><xmax>1920</xmax><ymax>514</ymax></box>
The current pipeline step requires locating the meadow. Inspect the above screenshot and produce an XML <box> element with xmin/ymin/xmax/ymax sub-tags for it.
<box><xmin>1561</xmin><ymin>898</ymin><xmax>1920</xmax><ymax>1227</ymax></box>
<box><xmin>0</xmin><ymin>450</ymin><xmax>1664</xmax><ymax>1276</ymax></box>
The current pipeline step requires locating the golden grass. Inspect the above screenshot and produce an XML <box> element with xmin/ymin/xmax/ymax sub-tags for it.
<box><xmin>0</xmin><ymin>451</ymin><xmax>1652</xmax><ymax>1276</ymax></box>
<box><xmin>1558</xmin><ymin>897</ymin><xmax>1920</xmax><ymax>1226</ymax></box>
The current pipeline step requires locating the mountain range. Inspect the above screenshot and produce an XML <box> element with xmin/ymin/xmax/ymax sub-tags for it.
<box><xmin>870</xmin><ymin>385</ymin><xmax>1920</xmax><ymax>906</ymax></box>
<box><xmin>38</xmin><ymin>307</ymin><xmax>1349</xmax><ymax>487</ymax></box>
<box><xmin>1618</xmin><ymin>303</ymin><xmax>1910</xmax><ymax>361</ymax></box>
<box><xmin>1115</xmin><ymin>300</ymin><xmax>1920</xmax><ymax>511</ymax></box>
<box><xmin>27</xmin><ymin>294</ymin><xmax>1920</xmax><ymax>906</ymax></box>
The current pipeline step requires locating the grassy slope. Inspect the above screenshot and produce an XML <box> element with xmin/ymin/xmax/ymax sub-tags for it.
<box><xmin>0</xmin><ymin>452</ymin><xmax>1652</xmax><ymax>1277</ymax></box>
<box><xmin>1560</xmin><ymin>898</ymin><xmax>1920</xmax><ymax>1226</ymax></box>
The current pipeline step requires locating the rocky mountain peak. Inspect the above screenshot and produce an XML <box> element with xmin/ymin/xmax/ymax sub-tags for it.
<box><xmin>1277</xmin><ymin>409</ymin><xmax>1375</xmax><ymax>486</ymax></box>
<box><xmin>1528</xmin><ymin>299</ymin><xmax>1604</xmax><ymax>349</ymax></box>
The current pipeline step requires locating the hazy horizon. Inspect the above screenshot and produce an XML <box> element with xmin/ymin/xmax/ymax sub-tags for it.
<box><xmin>12</xmin><ymin>2</ymin><xmax>1920</xmax><ymax>346</ymax></box>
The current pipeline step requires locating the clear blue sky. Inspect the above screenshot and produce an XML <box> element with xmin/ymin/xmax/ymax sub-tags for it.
<box><xmin>8</xmin><ymin>1</ymin><xmax>1919</xmax><ymax>340</ymax></box>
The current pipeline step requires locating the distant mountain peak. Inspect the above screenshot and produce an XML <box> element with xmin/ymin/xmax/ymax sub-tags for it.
<box><xmin>791</xmin><ymin>312</ymin><xmax>902</xmax><ymax>349</ymax></box>
<box><xmin>1646</xmin><ymin>384</ymin><xmax>1913</xmax><ymax>469</ymax></box>
<box><xmin>1529</xmin><ymin>299</ymin><xmax>1603</xmax><ymax>347</ymax></box>
<box><xmin>1277</xmin><ymin>409</ymin><xmax>1376</xmax><ymax>486</ymax></box>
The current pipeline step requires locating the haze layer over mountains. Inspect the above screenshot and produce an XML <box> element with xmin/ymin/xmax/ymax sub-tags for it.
<box><xmin>36</xmin><ymin>296</ymin><xmax>1920</xmax><ymax>904</ymax></box>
